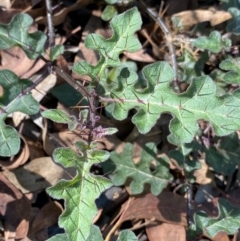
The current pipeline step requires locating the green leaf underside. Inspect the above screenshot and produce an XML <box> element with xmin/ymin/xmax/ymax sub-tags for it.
<box><xmin>189</xmin><ymin>198</ymin><xmax>240</xmax><ymax>238</ymax></box>
<box><xmin>73</xmin><ymin>7</ymin><xmax>142</xmax><ymax>81</ymax></box>
<box><xmin>109</xmin><ymin>142</ymin><xmax>173</xmax><ymax>195</ymax></box>
<box><xmin>0</xmin><ymin>13</ymin><xmax>46</xmax><ymax>59</ymax></box>
<box><xmin>86</xmin><ymin>225</ymin><xmax>138</xmax><ymax>241</ymax></box>
<box><xmin>110</xmin><ymin>61</ymin><xmax>240</xmax><ymax>143</ymax></box>
<box><xmin>193</xmin><ymin>31</ymin><xmax>231</xmax><ymax>53</ymax></box>
<box><xmin>42</xmin><ymin>109</ymin><xmax>78</xmax><ymax>131</ymax></box>
<box><xmin>50</xmin><ymin>45</ymin><xmax>64</xmax><ymax>61</ymax></box>
<box><xmin>220</xmin><ymin>58</ymin><xmax>240</xmax><ymax>84</ymax></box>
<box><xmin>0</xmin><ymin>70</ymin><xmax>39</xmax><ymax>156</ymax></box>
<box><xmin>47</xmin><ymin>141</ymin><xmax>112</xmax><ymax>241</ymax></box>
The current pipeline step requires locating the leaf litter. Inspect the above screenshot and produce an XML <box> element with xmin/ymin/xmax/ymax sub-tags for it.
<box><xmin>0</xmin><ymin>1</ymin><xmax>240</xmax><ymax>241</ymax></box>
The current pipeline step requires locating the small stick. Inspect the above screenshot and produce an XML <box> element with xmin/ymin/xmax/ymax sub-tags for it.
<box><xmin>139</xmin><ymin>0</ymin><xmax>181</xmax><ymax>92</ymax></box>
<box><xmin>54</xmin><ymin>66</ymin><xmax>90</xmax><ymax>98</ymax></box>
<box><xmin>45</xmin><ymin>0</ymin><xmax>55</xmax><ymax>48</ymax></box>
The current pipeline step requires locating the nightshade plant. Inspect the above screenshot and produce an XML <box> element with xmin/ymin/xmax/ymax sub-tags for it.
<box><xmin>1</xmin><ymin>4</ymin><xmax>240</xmax><ymax>241</ymax></box>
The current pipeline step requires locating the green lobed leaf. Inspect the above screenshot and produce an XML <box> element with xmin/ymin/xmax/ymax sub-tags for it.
<box><xmin>117</xmin><ymin>230</ymin><xmax>138</xmax><ymax>241</ymax></box>
<box><xmin>101</xmin><ymin>5</ymin><xmax>118</xmax><ymax>21</ymax></box>
<box><xmin>178</xmin><ymin>50</ymin><xmax>208</xmax><ymax>83</ymax></box>
<box><xmin>86</xmin><ymin>225</ymin><xmax>104</xmax><ymax>241</ymax></box>
<box><xmin>189</xmin><ymin>198</ymin><xmax>240</xmax><ymax>238</ymax></box>
<box><xmin>109</xmin><ymin>61</ymin><xmax>240</xmax><ymax>143</ymax></box>
<box><xmin>219</xmin><ymin>58</ymin><xmax>240</xmax><ymax>84</ymax></box>
<box><xmin>0</xmin><ymin>13</ymin><xmax>46</xmax><ymax>59</ymax></box>
<box><xmin>49</xmin><ymin>45</ymin><xmax>64</xmax><ymax>61</ymax></box>
<box><xmin>205</xmin><ymin>132</ymin><xmax>240</xmax><ymax>176</ymax></box>
<box><xmin>0</xmin><ymin>70</ymin><xmax>39</xmax><ymax>156</ymax></box>
<box><xmin>108</xmin><ymin>142</ymin><xmax>173</xmax><ymax>195</ymax></box>
<box><xmin>42</xmin><ymin>109</ymin><xmax>78</xmax><ymax>131</ymax></box>
<box><xmin>86</xmin><ymin>225</ymin><xmax>138</xmax><ymax>241</ymax></box>
<box><xmin>193</xmin><ymin>31</ymin><xmax>231</xmax><ymax>53</ymax></box>
<box><xmin>47</xmin><ymin>233</ymin><xmax>68</xmax><ymax>241</ymax></box>
<box><xmin>168</xmin><ymin>142</ymin><xmax>201</xmax><ymax>182</ymax></box>
<box><xmin>47</xmin><ymin>141</ymin><xmax>112</xmax><ymax>241</ymax></box>
<box><xmin>73</xmin><ymin>7</ymin><xmax>142</xmax><ymax>81</ymax></box>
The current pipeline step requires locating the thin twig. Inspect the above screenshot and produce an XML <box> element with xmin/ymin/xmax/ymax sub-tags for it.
<box><xmin>186</xmin><ymin>181</ymin><xmax>193</xmax><ymax>226</ymax></box>
<box><xmin>139</xmin><ymin>0</ymin><xmax>181</xmax><ymax>92</ymax></box>
<box><xmin>54</xmin><ymin>66</ymin><xmax>90</xmax><ymax>97</ymax></box>
<box><xmin>45</xmin><ymin>0</ymin><xmax>55</xmax><ymax>48</ymax></box>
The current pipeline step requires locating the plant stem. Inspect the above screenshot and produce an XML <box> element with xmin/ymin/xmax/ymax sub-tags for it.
<box><xmin>139</xmin><ymin>0</ymin><xmax>181</xmax><ymax>92</ymax></box>
<box><xmin>45</xmin><ymin>0</ymin><xmax>55</xmax><ymax>48</ymax></box>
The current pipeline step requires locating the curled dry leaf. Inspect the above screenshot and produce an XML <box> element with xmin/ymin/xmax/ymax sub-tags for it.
<box><xmin>172</xmin><ymin>9</ymin><xmax>232</xmax><ymax>30</ymax></box>
<box><xmin>0</xmin><ymin>134</ymin><xmax>29</xmax><ymax>170</ymax></box>
<box><xmin>3</xmin><ymin>157</ymin><xmax>75</xmax><ymax>193</ymax></box>
<box><xmin>0</xmin><ymin>46</ymin><xmax>35</xmax><ymax>77</ymax></box>
<box><xmin>0</xmin><ymin>173</ymin><xmax>31</xmax><ymax>239</ymax></box>
<box><xmin>211</xmin><ymin>231</ymin><xmax>230</xmax><ymax>241</ymax></box>
<box><xmin>194</xmin><ymin>159</ymin><xmax>214</xmax><ymax>185</ymax></box>
<box><xmin>29</xmin><ymin>201</ymin><xmax>63</xmax><ymax>235</ymax></box>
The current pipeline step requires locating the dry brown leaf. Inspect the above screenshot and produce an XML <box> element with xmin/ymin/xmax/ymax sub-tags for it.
<box><xmin>31</xmin><ymin>73</ymin><xmax>57</xmax><ymax>102</ymax></box>
<box><xmin>172</xmin><ymin>9</ymin><xmax>232</xmax><ymax>30</ymax></box>
<box><xmin>0</xmin><ymin>173</ymin><xmax>31</xmax><ymax>239</ymax></box>
<box><xmin>0</xmin><ymin>135</ymin><xmax>30</xmax><ymax>170</ymax></box>
<box><xmin>146</xmin><ymin>223</ymin><xmax>186</xmax><ymax>241</ymax></box>
<box><xmin>26</xmin><ymin>138</ymin><xmax>45</xmax><ymax>161</ymax></box>
<box><xmin>0</xmin><ymin>47</ymin><xmax>35</xmax><ymax>76</ymax></box>
<box><xmin>0</xmin><ymin>9</ymin><xmax>22</xmax><ymax>24</ymax></box>
<box><xmin>21</xmin><ymin>58</ymin><xmax>46</xmax><ymax>79</ymax></box>
<box><xmin>194</xmin><ymin>159</ymin><xmax>214</xmax><ymax>185</ymax></box>
<box><xmin>35</xmin><ymin>0</ymin><xmax>91</xmax><ymax>26</ymax></box>
<box><xmin>3</xmin><ymin>157</ymin><xmax>75</xmax><ymax>193</ymax></box>
<box><xmin>120</xmin><ymin>192</ymin><xmax>187</xmax><ymax>226</ymax></box>
<box><xmin>211</xmin><ymin>231</ymin><xmax>230</xmax><ymax>241</ymax></box>
<box><xmin>11</xmin><ymin>0</ymin><xmax>32</xmax><ymax>9</ymax></box>
<box><xmin>123</xmin><ymin>49</ymin><xmax>156</xmax><ymax>63</ymax></box>
<box><xmin>34</xmin><ymin>228</ymin><xmax>48</xmax><ymax>241</ymax></box>
<box><xmin>29</xmin><ymin>201</ymin><xmax>62</xmax><ymax>235</ymax></box>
